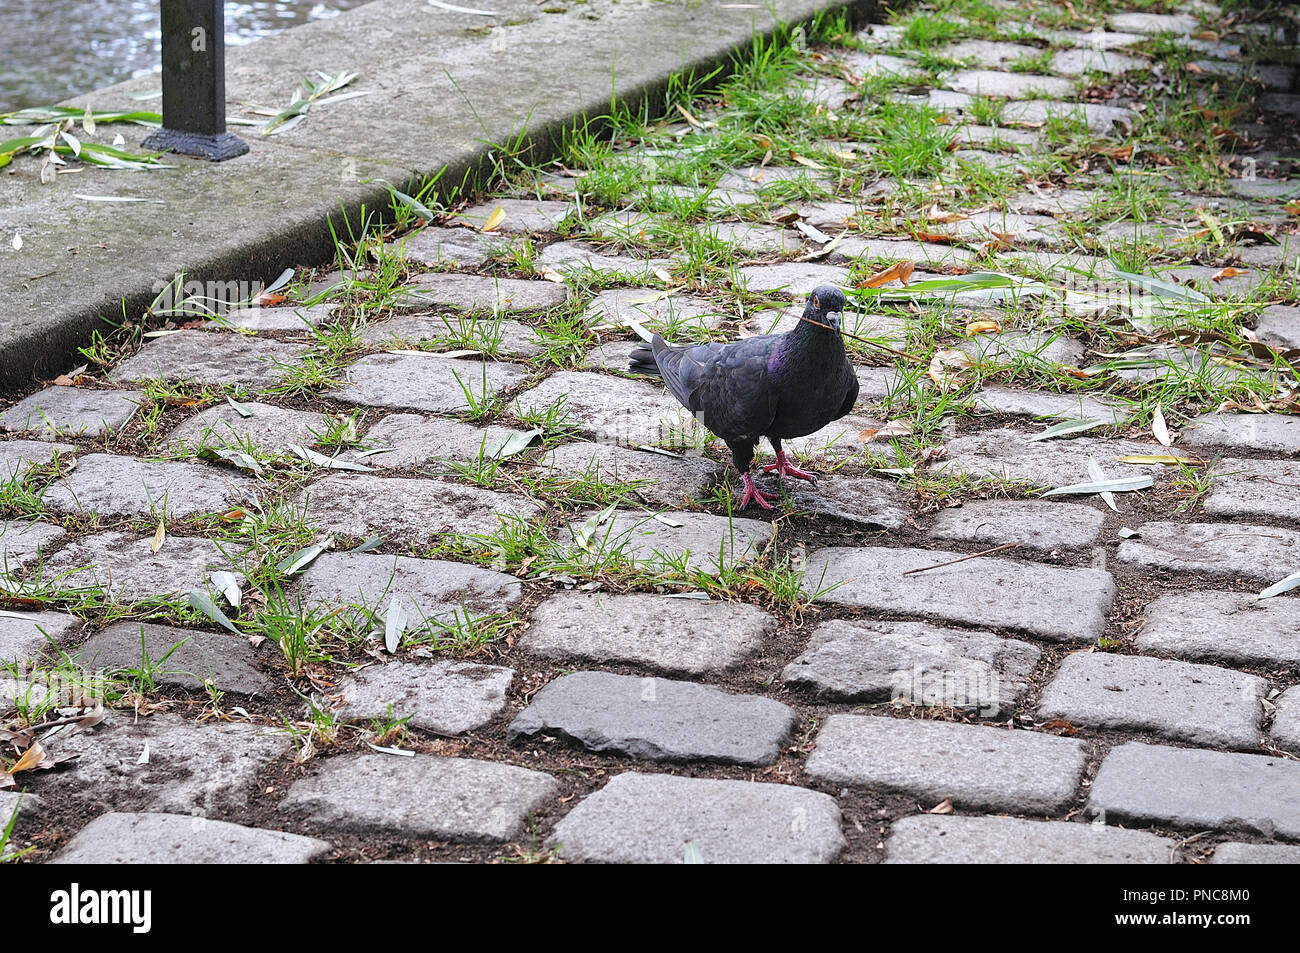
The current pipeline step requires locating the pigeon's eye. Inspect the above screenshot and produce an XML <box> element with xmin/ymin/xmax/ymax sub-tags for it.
<box><xmin>812</xmin><ymin>296</ymin><xmax>820</xmax><ymax>309</ymax></box>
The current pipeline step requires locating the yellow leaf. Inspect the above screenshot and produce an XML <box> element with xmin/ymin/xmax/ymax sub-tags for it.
<box><xmin>965</xmin><ymin>319</ymin><xmax>1001</xmax><ymax>336</ymax></box>
<box><xmin>860</xmin><ymin>260</ymin><xmax>915</xmax><ymax>288</ymax></box>
<box><xmin>676</xmin><ymin>104</ymin><xmax>703</xmax><ymax>129</ymax></box>
<box><xmin>151</xmin><ymin>519</ymin><xmax>166</xmax><ymax>554</ymax></box>
<box><xmin>751</xmin><ymin>133</ymin><xmax>772</xmax><ymax>150</ymax></box>
<box><xmin>789</xmin><ymin>152</ymin><xmax>826</xmax><ymax>170</ymax></box>
<box><xmin>653</xmin><ymin>267</ymin><xmax>673</xmax><ymax>283</ymax></box>
<box><xmin>482</xmin><ymin>206</ymin><xmax>506</xmax><ymax>232</ymax></box>
<box><xmin>8</xmin><ymin>742</ymin><xmax>46</xmax><ymax>774</ymax></box>
<box><xmin>1211</xmin><ymin>266</ymin><xmax>1248</xmax><ymax>282</ymax></box>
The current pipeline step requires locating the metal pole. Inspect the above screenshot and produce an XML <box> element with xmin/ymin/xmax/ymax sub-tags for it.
<box><xmin>141</xmin><ymin>0</ymin><xmax>248</xmax><ymax>161</ymax></box>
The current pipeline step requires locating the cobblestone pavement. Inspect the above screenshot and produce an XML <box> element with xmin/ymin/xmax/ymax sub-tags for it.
<box><xmin>2</xmin><ymin>0</ymin><xmax>1299</xmax><ymax>863</ymax></box>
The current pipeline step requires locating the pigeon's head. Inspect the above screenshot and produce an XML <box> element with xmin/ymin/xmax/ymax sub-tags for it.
<box><xmin>805</xmin><ymin>284</ymin><xmax>847</xmax><ymax>332</ymax></box>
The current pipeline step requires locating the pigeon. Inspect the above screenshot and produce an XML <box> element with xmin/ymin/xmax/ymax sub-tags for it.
<box><xmin>629</xmin><ymin>284</ymin><xmax>858</xmax><ymax>509</ymax></box>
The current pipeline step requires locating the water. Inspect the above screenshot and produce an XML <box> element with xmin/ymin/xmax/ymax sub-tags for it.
<box><xmin>0</xmin><ymin>1</ymin><xmax>373</xmax><ymax>113</ymax></box>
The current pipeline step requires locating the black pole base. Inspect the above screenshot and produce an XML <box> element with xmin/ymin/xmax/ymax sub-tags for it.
<box><xmin>141</xmin><ymin>128</ymin><xmax>250</xmax><ymax>162</ymax></box>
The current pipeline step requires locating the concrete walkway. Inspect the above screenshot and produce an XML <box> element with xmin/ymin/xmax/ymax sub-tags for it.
<box><xmin>2</xmin><ymin>0</ymin><xmax>1299</xmax><ymax>864</ymax></box>
<box><xmin>0</xmin><ymin>0</ymin><xmax>868</xmax><ymax>391</ymax></box>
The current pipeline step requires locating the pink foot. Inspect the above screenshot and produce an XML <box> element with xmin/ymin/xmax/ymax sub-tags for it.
<box><xmin>739</xmin><ymin>472</ymin><xmax>776</xmax><ymax>510</ymax></box>
<box><xmin>762</xmin><ymin>450</ymin><xmax>816</xmax><ymax>482</ymax></box>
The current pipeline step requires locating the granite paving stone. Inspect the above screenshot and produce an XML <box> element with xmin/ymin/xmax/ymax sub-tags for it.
<box><xmin>1270</xmin><ymin>687</ymin><xmax>1300</xmax><ymax>753</ymax></box>
<box><xmin>947</xmin><ymin>70</ymin><xmax>1076</xmax><ymax>100</ymax></box>
<box><xmin>737</xmin><ymin>263</ymin><xmax>853</xmax><ymax>297</ymax></box>
<box><xmin>108</xmin><ymin>331</ymin><xmax>310</xmax><ymax>389</ymax></box>
<box><xmin>582</xmin><ymin>289</ymin><xmax>725</xmax><ymax>335</ymax></box>
<box><xmin>970</xmin><ymin>385</ymin><xmax>1130</xmax><ymax>424</ymax></box>
<box><xmin>884</xmin><ymin>815</ymin><xmax>1174</xmax><ymax>864</ymax></box>
<box><xmin>509</xmin><ymin>671</ymin><xmax>796</xmax><ymax>765</ymax></box>
<box><xmin>1135</xmin><ymin>591</ymin><xmax>1300</xmax><ymax>668</ymax></box>
<box><xmin>942</xmin><ymin>40</ymin><xmax>1043</xmax><ymax>68</ymax></box>
<box><xmin>772</xmin><ymin>475</ymin><xmax>909</xmax><ymax>530</ymax></box>
<box><xmin>335</xmin><ymin>660</ymin><xmax>513</xmax><ymax>734</ymax></box>
<box><xmin>167</xmin><ymin>401</ymin><xmax>332</xmax><ymax>452</ymax></box>
<box><xmin>1203</xmin><ymin>458</ymin><xmax>1300</xmax><ymax>522</ymax></box>
<box><xmin>1</xmin><ymin>386</ymin><xmax>142</xmax><ymax>438</ymax></box>
<box><xmin>1049</xmin><ymin>47</ymin><xmax>1146</xmax><ymax>76</ymax></box>
<box><xmin>804</xmin><ymin>546</ymin><xmax>1116</xmax><ymax>642</ymax></box>
<box><xmin>302</xmin><ymin>474</ymin><xmax>541</xmax><ymax>543</ymax></box>
<box><xmin>453</xmin><ymin>197</ymin><xmax>575</xmax><ymax>233</ymax></box>
<box><xmin>359</xmin><ymin>313</ymin><xmax>542</xmax><ymax>359</ymax></box>
<box><xmin>1256</xmin><ymin>304</ymin><xmax>1300</xmax><ymax>350</ymax></box>
<box><xmin>805</xmin><ymin>715</ymin><xmax>1087</xmax><ymax>812</ymax></box>
<box><xmin>397</xmin><ymin>226</ymin><xmax>510</xmax><ymax>269</ymax></box>
<box><xmin>782</xmin><ymin>618</ymin><xmax>1040</xmax><ymax>712</ymax></box>
<box><xmin>1089</xmin><ymin>742</ymin><xmax>1300</xmax><ymax>838</ymax></box>
<box><xmin>938</xmin><ymin>429</ymin><xmax>1190</xmax><ymax>487</ymax></box>
<box><xmin>1116</xmin><ymin>521</ymin><xmax>1300</xmax><ymax>582</ymax></box>
<box><xmin>0</xmin><ymin>439</ymin><xmax>75</xmax><ymax>478</ymax></box>
<box><xmin>51</xmin><ymin>813</ymin><xmax>332</xmax><ymax>865</ymax></box>
<box><xmin>76</xmin><ymin>621</ymin><xmax>271</xmax><ymax>695</ymax></box>
<box><xmin>206</xmin><ymin>304</ymin><xmax>336</xmax><ymax>332</ymax></box>
<box><xmin>511</xmin><ymin>370</ymin><xmax>701</xmax><ymax>447</ymax></box>
<box><xmin>1000</xmin><ymin>100</ymin><xmax>1134</xmax><ymax>134</ymax></box>
<box><xmin>1038</xmin><ymin>653</ymin><xmax>1266</xmax><ymax>749</ymax></box>
<box><xmin>347</xmin><ymin>414</ymin><xmax>530</xmax><ymax>468</ymax></box>
<box><xmin>327</xmin><ymin>353</ymin><xmax>529</xmax><ymax>414</ymax></box>
<box><xmin>550</xmin><ymin>772</ymin><xmax>845</xmax><ymax>864</ymax></box>
<box><xmin>295</xmin><ymin>551</ymin><xmax>523</xmax><ymax>624</ymax></box>
<box><xmin>402</xmin><ymin>274</ymin><xmax>568</xmax><ymax>312</ymax></box>
<box><xmin>0</xmin><ymin>519</ymin><xmax>66</xmax><ymax>573</ymax></box>
<box><xmin>1108</xmin><ymin>11</ymin><xmax>1198</xmax><ymax>34</ymax></box>
<box><xmin>35</xmin><ymin>713</ymin><xmax>290</xmax><ymax>816</ymax></box>
<box><xmin>1210</xmin><ymin>842</ymin><xmax>1300</xmax><ymax>864</ymax></box>
<box><xmin>42</xmin><ymin>454</ymin><xmax>255</xmax><ymax>520</ymax></box>
<box><xmin>36</xmin><ymin>532</ymin><xmax>239</xmax><ymax>601</ymax></box>
<box><xmin>536</xmin><ymin>241</ymin><xmax>673</xmax><ymax>277</ymax></box>
<box><xmin>536</xmin><ymin>441</ymin><xmax>723</xmax><ymax>507</ymax></box>
<box><xmin>279</xmin><ymin>752</ymin><xmax>557</xmax><ymax>842</ymax></box>
<box><xmin>521</xmin><ymin>591</ymin><xmax>773</xmax><ymax>676</ymax></box>
<box><xmin>929</xmin><ymin>500</ymin><xmax>1105</xmax><ymax>551</ymax></box>
<box><xmin>0</xmin><ymin>609</ymin><xmax>80</xmax><ymax>664</ymax></box>
<box><xmin>565</xmin><ymin>509</ymin><xmax>772</xmax><ymax>568</ymax></box>
<box><xmin>1181</xmin><ymin>412</ymin><xmax>1300</xmax><ymax>455</ymax></box>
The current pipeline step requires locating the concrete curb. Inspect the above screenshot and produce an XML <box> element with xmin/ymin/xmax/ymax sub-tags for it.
<box><xmin>0</xmin><ymin>0</ymin><xmax>879</xmax><ymax>393</ymax></box>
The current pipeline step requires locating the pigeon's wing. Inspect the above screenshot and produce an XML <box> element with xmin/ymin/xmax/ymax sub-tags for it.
<box><xmin>837</xmin><ymin>359</ymin><xmax>860</xmax><ymax>418</ymax></box>
<box><xmin>652</xmin><ymin>334</ymin><xmax>780</xmax><ymax>440</ymax></box>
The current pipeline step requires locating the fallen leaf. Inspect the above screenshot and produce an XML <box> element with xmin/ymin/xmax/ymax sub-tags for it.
<box><xmin>1151</xmin><ymin>406</ymin><xmax>1172</xmax><ymax>447</ymax></box>
<box><xmin>1259</xmin><ymin>570</ymin><xmax>1300</xmax><ymax>600</ymax></box>
<box><xmin>482</xmin><ymin>206</ymin><xmax>506</xmax><ymax>232</ymax></box>
<box><xmin>538</xmin><ymin>266</ymin><xmax>566</xmax><ymax>283</ymax></box>
<box><xmin>384</xmin><ymin>596</ymin><xmax>407</xmax><ymax>653</ymax></box>
<box><xmin>965</xmin><ymin>318</ymin><xmax>1000</xmax><ymax>335</ymax></box>
<box><xmin>1211</xmin><ymin>266</ymin><xmax>1248</xmax><ymax>282</ymax></box>
<box><xmin>150</xmin><ymin>518</ymin><xmax>166</xmax><ymax>554</ymax></box>
<box><xmin>860</xmin><ymin>260</ymin><xmax>915</xmax><ymax>288</ymax></box>
<box><xmin>1116</xmin><ymin>454</ymin><xmax>1195</xmax><ymax>465</ymax></box>
<box><xmin>1041</xmin><ymin>475</ymin><xmax>1154</xmax><ymax>498</ymax></box>
<box><xmin>676</xmin><ymin>104</ymin><xmax>703</xmax><ymax>129</ymax></box>
<box><xmin>789</xmin><ymin>152</ymin><xmax>826</xmax><ymax>170</ymax></box>
<box><xmin>11</xmin><ymin>233</ymin><xmax>22</xmax><ymax>251</ymax></box>
<box><xmin>926</xmin><ymin>349</ymin><xmax>973</xmax><ymax>392</ymax></box>
<box><xmin>926</xmin><ymin>798</ymin><xmax>954</xmax><ymax>815</ymax></box>
<box><xmin>1026</xmin><ymin>418</ymin><xmax>1105</xmax><ymax>442</ymax></box>
<box><xmin>858</xmin><ymin>419</ymin><xmax>912</xmax><ymax>443</ymax></box>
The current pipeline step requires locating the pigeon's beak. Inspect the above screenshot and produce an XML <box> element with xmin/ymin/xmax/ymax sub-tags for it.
<box><xmin>825</xmin><ymin>311</ymin><xmax>843</xmax><ymax>332</ymax></box>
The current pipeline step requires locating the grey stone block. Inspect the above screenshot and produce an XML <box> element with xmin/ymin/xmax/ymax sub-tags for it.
<box><xmin>1</xmin><ymin>385</ymin><xmax>142</xmax><ymax>438</ymax></box>
<box><xmin>522</xmin><ymin>591</ymin><xmax>772</xmax><ymax>675</ymax></box>
<box><xmin>402</xmin><ymin>273</ymin><xmax>568</xmax><ymax>312</ymax></box>
<box><xmin>327</xmin><ymin>352</ymin><xmax>528</xmax><ymax>414</ymax></box>
<box><xmin>804</xmin><ymin>546</ymin><xmax>1116</xmax><ymax>642</ymax></box>
<box><xmin>76</xmin><ymin>621</ymin><xmax>272</xmax><ymax>695</ymax></box>
<box><xmin>0</xmin><ymin>519</ymin><xmax>66</xmax><ymax>573</ymax></box>
<box><xmin>51</xmin><ymin>812</ymin><xmax>331</xmax><ymax>864</ymax></box>
<box><xmin>550</xmin><ymin>772</ymin><xmax>845</xmax><ymax>864</ymax></box>
<box><xmin>885</xmin><ymin>815</ymin><xmax>1174</xmax><ymax>864</ymax></box>
<box><xmin>42</xmin><ymin>454</ymin><xmax>254</xmax><ymax>520</ymax></box>
<box><xmin>1038</xmin><ymin>653</ymin><xmax>1266</xmax><ymax>749</ymax></box>
<box><xmin>280</xmin><ymin>752</ymin><xmax>557</xmax><ymax>842</ymax></box>
<box><xmin>1270</xmin><ymin>687</ymin><xmax>1300</xmax><ymax>753</ymax></box>
<box><xmin>1135</xmin><ymin>591</ymin><xmax>1300</xmax><ymax>668</ymax></box>
<box><xmin>337</xmin><ymin>660</ymin><xmax>513</xmax><ymax>734</ymax></box>
<box><xmin>536</xmin><ymin>442</ymin><xmax>723</xmax><ymax>508</ymax></box>
<box><xmin>0</xmin><ymin>609</ymin><xmax>80</xmax><ymax>664</ymax></box>
<box><xmin>109</xmin><ymin>331</ymin><xmax>309</xmax><ymax>389</ymax></box>
<box><xmin>348</xmin><ymin>413</ymin><xmax>528</xmax><ymax>468</ymax></box>
<box><xmin>1210</xmin><ymin>842</ymin><xmax>1300</xmax><ymax>864</ymax></box>
<box><xmin>38</xmin><ymin>532</ymin><xmax>238</xmax><ymax>601</ymax></box>
<box><xmin>805</xmin><ymin>715</ymin><xmax>1087</xmax><ymax>813</ymax></box>
<box><xmin>782</xmin><ymin>619</ymin><xmax>1040</xmax><ymax>713</ymax></box>
<box><xmin>929</xmin><ymin>500</ymin><xmax>1105</xmax><ymax>551</ymax></box>
<box><xmin>1089</xmin><ymin>742</ymin><xmax>1300</xmax><ymax>837</ymax></box>
<box><xmin>1117</xmin><ymin>521</ymin><xmax>1300</xmax><ymax>582</ymax></box>
<box><xmin>167</xmin><ymin>401</ymin><xmax>332</xmax><ymax>452</ymax></box>
<box><xmin>564</xmin><ymin>510</ymin><xmax>772</xmax><ymax>569</ymax></box>
<box><xmin>0</xmin><ymin>439</ymin><xmax>75</xmax><ymax>479</ymax></box>
<box><xmin>508</xmin><ymin>671</ymin><xmax>796</xmax><ymax>766</ymax></box>
<box><xmin>1203</xmin><ymin>458</ymin><xmax>1300</xmax><ymax>523</ymax></box>
<box><xmin>1180</xmin><ymin>412</ymin><xmax>1300</xmax><ymax>456</ymax></box>
<box><xmin>938</xmin><ymin>429</ymin><xmax>1191</xmax><ymax>487</ymax></box>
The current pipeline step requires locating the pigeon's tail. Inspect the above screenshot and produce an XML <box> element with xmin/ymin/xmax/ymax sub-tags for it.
<box><xmin>628</xmin><ymin>342</ymin><xmax>661</xmax><ymax>378</ymax></box>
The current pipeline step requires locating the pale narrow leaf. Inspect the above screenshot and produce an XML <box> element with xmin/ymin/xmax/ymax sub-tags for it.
<box><xmin>210</xmin><ymin>570</ymin><xmax>242</xmax><ymax>609</ymax></box>
<box><xmin>1026</xmin><ymin>418</ymin><xmax>1105</xmax><ymax>442</ymax></box>
<box><xmin>150</xmin><ymin>519</ymin><xmax>166</xmax><ymax>554</ymax></box>
<box><xmin>1087</xmin><ymin>458</ymin><xmax>1118</xmax><ymax>513</ymax></box>
<box><xmin>187</xmin><ymin>588</ymin><xmax>240</xmax><ymax>634</ymax></box>
<box><xmin>1042</xmin><ymin>475</ymin><xmax>1154</xmax><ymax>498</ymax></box>
<box><xmin>226</xmin><ymin>395</ymin><xmax>256</xmax><ymax>418</ymax></box>
<box><xmin>384</xmin><ymin>596</ymin><xmax>407</xmax><ymax>653</ymax></box>
<box><xmin>1152</xmin><ymin>406</ymin><xmax>1172</xmax><ymax>447</ymax></box>
<box><xmin>1258</xmin><ymin>570</ymin><xmax>1300</xmax><ymax>600</ymax></box>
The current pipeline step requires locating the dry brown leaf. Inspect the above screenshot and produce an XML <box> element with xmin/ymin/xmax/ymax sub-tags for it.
<box><xmin>910</xmin><ymin>230</ymin><xmax>956</xmax><ymax>244</ymax></box>
<box><xmin>1042</xmin><ymin>719</ymin><xmax>1079</xmax><ymax>736</ymax></box>
<box><xmin>860</xmin><ymin>260</ymin><xmax>915</xmax><ymax>288</ymax></box>
<box><xmin>965</xmin><ymin>318</ymin><xmax>1001</xmax><ymax>335</ymax></box>
<box><xmin>927</xmin><ymin>349</ymin><xmax>973</xmax><ymax>391</ymax></box>
<box><xmin>751</xmin><ymin>133</ymin><xmax>772</xmax><ymax>150</ymax></box>
<box><xmin>676</xmin><ymin>104</ymin><xmax>703</xmax><ymax>129</ymax></box>
<box><xmin>1211</xmin><ymin>266</ymin><xmax>1248</xmax><ymax>282</ymax></box>
<box><xmin>538</xmin><ymin>266</ymin><xmax>566</xmax><ymax>284</ymax></box>
<box><xmin>8</xmin><ymin>741</ymin><xmax>51</xmax><ymax>774</ymax></box>
<box><xmin>858</xmin><ymin>419</ymin><xmax>913</xmax><ymax>443</ymax></box>
<box><xmin>926</xmin><ymin>798</ymin><xmax>955</xmax><ymax>815</ymax></box>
